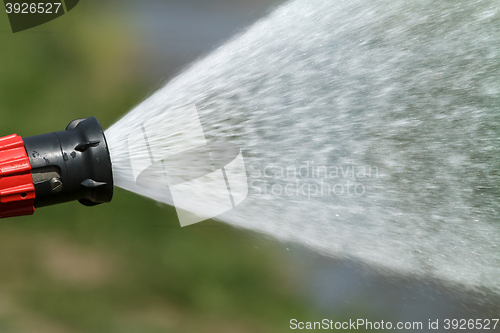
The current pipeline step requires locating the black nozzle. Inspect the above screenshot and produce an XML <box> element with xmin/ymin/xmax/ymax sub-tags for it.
<box><xmin>23</xmin><ymin>117</ymin><xmax>113</xmax><ymax>208</ymax></box>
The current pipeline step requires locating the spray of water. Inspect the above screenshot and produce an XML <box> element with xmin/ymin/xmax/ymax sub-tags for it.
<box><xmin>105</xmin><ymin>0</ymin><xmax>500</xmax><ymax>293</ymax></box>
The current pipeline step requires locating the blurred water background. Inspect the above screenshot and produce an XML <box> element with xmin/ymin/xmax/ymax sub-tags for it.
<box><xmin>0</xmin><ymin>1</ymin><xmax>499</xmax><ymax>332</ymax></box>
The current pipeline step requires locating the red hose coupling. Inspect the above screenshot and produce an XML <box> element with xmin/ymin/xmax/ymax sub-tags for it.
<box><xmin>0</xmin><ymin>134</ymin><xmax>35</xmax><ymax>218</ymax></box>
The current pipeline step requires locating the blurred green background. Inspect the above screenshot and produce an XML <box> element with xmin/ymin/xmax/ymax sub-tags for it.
<box><xmin>0</xmin><ymin>2</ymin><xmax>331</xmax><ymax>332</ymax></box>
<box><xmin>2</xmin><ymin>1</ymin><xmax>499</xmax><ymax>332</ymax></box>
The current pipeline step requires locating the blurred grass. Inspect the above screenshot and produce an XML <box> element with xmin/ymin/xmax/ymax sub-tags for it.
<box><xmin>0</xmin><ymin>2</ymin><xmax>330</xmax><ymax>332</ymax></box>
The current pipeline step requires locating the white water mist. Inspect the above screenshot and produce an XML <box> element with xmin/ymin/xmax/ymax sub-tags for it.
<box><xmin>106</xmin><ymin>0</ymin><xmax>500</xmax><ymax>293</ymax></box>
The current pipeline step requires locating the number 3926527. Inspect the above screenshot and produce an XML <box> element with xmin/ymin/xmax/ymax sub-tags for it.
<box><xmin>5</xmin><ymin>3</ymin><xmax>62</xmax><ymax>14</ymax></box>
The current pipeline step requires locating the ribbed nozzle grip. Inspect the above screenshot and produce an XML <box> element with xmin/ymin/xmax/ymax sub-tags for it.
<box><xmin>0</xmin><ymin>134</ymin><xmax>35</xmax><ymax>218</ymax></box>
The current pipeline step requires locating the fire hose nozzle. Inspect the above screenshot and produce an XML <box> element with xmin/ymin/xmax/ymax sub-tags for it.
<box><xmin>0</xmin><ymin>117</ymin><xmax>113</xmax><ymax>218</ymax></box>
